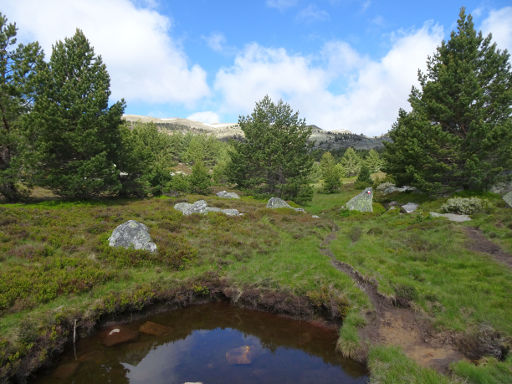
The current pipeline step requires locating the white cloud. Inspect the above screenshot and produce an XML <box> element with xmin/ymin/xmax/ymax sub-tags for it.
<box><xmin>214</xmin><ymin>23</ymin><xmax>443</xmax><ymax>136</ymax></box>
<box><xmin>203</xmin><ymin>32</ymin><xmax>227</xmax><ymax>52</ymax></box>
<box><xmin>297</xmin><ymin>4</ymin><xmax>330</xmax><ymax>23</ymax></box>
<box><xmin>2</xmin><ymin>0</ymin><xmax>210</xmax><ymax>106</ymax></box>
<box><xmin>187</xmin><ymin>111</ymin><xmax>220</xmax><ymax>124</ymax></box>
<box><xmin>481</xmin><ymin>7</ymin><xmax>512</xmax><ymax>53</ymax></box>
<box><xmin>266</xmin><ymin>0</ymin><xmax>298</xmax><ymax>11</ymax></box>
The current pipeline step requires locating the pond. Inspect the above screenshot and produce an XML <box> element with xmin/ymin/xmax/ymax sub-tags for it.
<box><xmin>34</xmin><ymin>302</ymin><xmax>368</xmax><ymax>384</ymax></box>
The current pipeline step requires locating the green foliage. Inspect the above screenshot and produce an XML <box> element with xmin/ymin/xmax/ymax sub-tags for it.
<box><xmin>320</xmin><ymin>152</ymin><xmax>341</xmax><ymax>193</ymax></box>
<box><xmin>339</xmin><ymin>147</ymin><xmax>361</xmax><ymax>177</ymax></box>
<box><xmin>0</xmin><ymin>14</ymin><xmax>45</xmax><ymax>201</ymax></box>
<box><xmin>354</xmin><ymin>164</ymin><xmax>372</xmax><ymax>189</ymax></box>
<box><xmin>452</xmin><ymin>356</ymin><xmax>512</xmax><ymax>384</ymax></box>
<box><xmin>226</xmin><ymin>95</ymin><xmax>313</xmax><ymax>203</ymax></box>
<box><xmin>364</xmin><ymin>149</ymin><xmax>384</xmax><ymax>173</ymax></box>
<box><xmin>189</xmin><ymin>160</ymin><xmax>211</xmax><ymax>194</ymax></box>
<box><xmin>27</xmin><ymin>29</ymin><xmax>125</xmax><ymax>199</ymax></box>
<box><xmin>441</xmin><ymin>197</ymin><xmax>487</xmax><ymax>215</ymax></box>
<box><xmin>384</xmin><ymin>8</ymin><xmax>512</xmax><ymax>193</ymax></box>
<box><xmin>117</xmin><ymin>123</ymin><xmax>174</xmax><ymax>196</ymax></box>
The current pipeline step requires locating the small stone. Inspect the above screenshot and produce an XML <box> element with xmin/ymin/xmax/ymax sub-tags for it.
<box><xmin>108</xmin><ymin>220</ymin><xmax>157</xmax><ymax>253</ymax></box>
<box><xmin>345</xmin><ymin>187</ymin><xmax>373</xmax><ymax>212</ymax></box>
<box><xmin>216</xmin><ymin>190</ymin><xmax>240</xmax><ymax>199</ymax></box>
<box><xmin>312</xmin><ymin>215</ymin><xmax>320</xmax><ymax>219</ymax></box>
<box><xmin>430</xmin><ymin>212</ymin><xmax>472</xmax><ymax>222</ymax></box>
<box><xmin>101</xmin><ymin>325</ymin><xmax>139</xmax><ymax>347</ymax></box>
<box><xmin>401</xmin><ymin>202</ymin><xmax>419</xmax><ymax>213</ymax></box>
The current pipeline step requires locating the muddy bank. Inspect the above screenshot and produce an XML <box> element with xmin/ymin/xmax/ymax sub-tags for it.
<box><xmin>2</xmin><ymin>274</ymin><xmax>350</xmax><ymax>384</ymax></box>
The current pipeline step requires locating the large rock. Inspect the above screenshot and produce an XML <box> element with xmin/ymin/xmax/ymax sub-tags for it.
<box><xmin>174</xmin><ymin>200</ymin><xmax>242</xmax><ymax>216</ymax></box>
<box><xmin>345</xmin><ymin>188</ymin><xmax>373</xmax><ymax>212</ymax></box>
<box><xmin>401</xmin><ymin>202</ymin><xmax>419</xmax><ymax>214</ymax></box>
<box><xmin>377</xmin><ymin>182</ymin><xmax>416</xmax><ymax>195</ymax></box>
<box><xmin>216</xmin><ymin>190</ymin><xmax>240</xmax><ymax>199</ymax></box>
<box><xmin>503</xmin><ymin>191</ymin><xmax>512</xmax><ymax>208</ymax></box>
<box><xmin>266</xmin><ymin>197</ymin><xmax>304</xmax><ymax>212</ymax></box>
<box><xmin>108</xmin><ymin>220</ymin><xmax>157</xmax><ymax>253</ymax></box>
<box><xmin>430</xmin><ymin>212</ymin><xmax>472</xmax><ymax>222</ymax></box>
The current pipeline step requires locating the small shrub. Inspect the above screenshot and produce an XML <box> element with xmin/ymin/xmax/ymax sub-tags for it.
<box><xmin>441</xmin><ymin>197</ymin><xmax>487</xmax><ymax>215</ymax></box>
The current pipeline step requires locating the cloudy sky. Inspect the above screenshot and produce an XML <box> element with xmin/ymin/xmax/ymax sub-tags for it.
<box><xmin>3</xmin><ymin>0</ymin><xmax>512</xmax><ymax>135</ymax></box>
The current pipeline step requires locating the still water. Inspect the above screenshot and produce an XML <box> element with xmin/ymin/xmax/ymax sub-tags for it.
<box><xmin>34</xmin><ymin>302</ymin><xmax>368</xmax><ymax>384</ymax></box>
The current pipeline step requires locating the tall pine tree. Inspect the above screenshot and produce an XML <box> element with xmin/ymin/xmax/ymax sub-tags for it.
<box><xmin>0</xmin><ymin>14</ymin><xmax>44</xmax><ymax>201</ymax></box>
<box><xmin>227</xmin><ymin>96</ymin><xmax>313</xmax><ymax>203</ymax></box>
<box><xmin>28</xmin><ymin>30</ymin><xmax>125</xmax><ymax>198</ymax></box>
<box><xmin>384</xmin><ymin>8</ymin><xmax>512</xmax><ymax>193</ymax></box>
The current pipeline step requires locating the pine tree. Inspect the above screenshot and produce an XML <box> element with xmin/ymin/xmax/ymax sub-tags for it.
<box><xmin>320</xmin><ymin>151</ymin><xmax>341</xmax><ymax>193</ymax></box>
<box><xmin>189</xmin><ymin>160</ymin><xmax>211</xmax><ymax>194</ymax></box>
<box><xmin>339</xmin><ymin>147</ymin><xmax>361</xmax><ymax>177</ymax></box>
<box><xmin>226</xmin><ymin>96</ymin><xmax>313</xmax><ymax>203</ymax></box>
<box><xmin>28</xmin><ymin>30</ymin><xmax>125</xmax><ymax>198</ymax></box>
<box><xmin>364</xmin><ymin>149</ymin><xmax>383</xmax><ymax>173</ymax></box>
<box><xmin>384</xmin><ymin>8</ymin><xmax>512</xmax><ymax>192</ymax></box>
<box><xmin>355</xmin><ymin>164</ymin><xmax>372</xmax><ymax>189</ymax></box>
<box><xmin>0</xmin><ymin>14</ymin><xmax>44</xmax><ymax>200</ymax></box>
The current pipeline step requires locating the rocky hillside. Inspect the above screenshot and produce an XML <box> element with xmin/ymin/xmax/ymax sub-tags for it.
<box><xmin>123</xmin><ymin>115</ymin><xmax>389</xmax><ymax>151</ymax></box>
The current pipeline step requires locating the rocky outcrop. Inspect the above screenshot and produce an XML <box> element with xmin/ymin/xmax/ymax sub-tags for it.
<box><xmin>345</xmin><ymin>188</ymin><xmax>373</xmax><ymax>212</ymax></box>
<box><xmin>216</xmin><ymin>190</ymin><xmax>240</xmax><ymax>199</ymax></box>
<box><xmin>108</xmin><ymin>220</ymin><xmax>157</xmax><ymax>253</ymax></box>
<box><xmin>401</xmin><ymin>203</ymin><xmax>418</xmax><ymax>214</ymax></box>
<box><xmin>377</xmin><ymin>182</ymin><xmax>416</xmax><ymax>195</ymax></box>
<box><xmin>503</xmin><ymin>191</ymin><xmax>512</xmax><ymax>208</ymax></box>
<box><xmin>174</xmin><ymin>200</ymin><xmax>242</xmax><ymax>216</ymax></box>
<box><xmin>430</xmin><ymin>212</ymin><xmax>471</xmax><ymax>222</ymax></box>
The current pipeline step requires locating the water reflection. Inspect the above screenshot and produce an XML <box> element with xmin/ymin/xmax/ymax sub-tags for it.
<box><xmin>34</xmin><ymin>303</ymin><xmax>368</xmax><ymax>384</ymax></box>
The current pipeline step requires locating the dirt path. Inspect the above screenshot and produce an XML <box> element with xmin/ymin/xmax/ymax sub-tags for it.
<box><xmin>464</xmin><ymin>227</ymin><xmax>512</xmax><ymax>268</ymax></box>
<box><xmin>320</xmin><ymin>224</ymin><xmax>465</xmax><ymax>373</ymax></box>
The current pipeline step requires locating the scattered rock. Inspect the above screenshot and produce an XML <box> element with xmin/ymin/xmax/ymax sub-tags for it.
<box><xmin>216</xmin><ymin>190</ymin><xmax>240</xmax><ymax>199</ymax></box>
<box><xmin>377</xmin><ymin>182</ymin><xmax>416</xmax><ymax>195</ymax></box>
<box><xmin>108</xmin><ymin>220</ymin><xmax>157</xmax><ymax>253</ymax></box>
<box><xmin>266</xmin><ymin>197</ymin><xmax>305</xmax><ymax>212</ymax></box>
<box><xmin>52</xmin><ymin>362</ymin><xmax>80</xmax><ymax>380</ymax></box>
<box><xmin>312</xmin><ymin>215</ymin><xmax>320</xmax><ymax>219</ymax></box>
<box><xmin>139</xmin><ymin>321</ymin><xmax>171</xmax><ymax>336</ymax></box>
<box><xmin>101</xmin><ymin>325</ymin><xmax>139</xmax><ymax>347</ymax></box>
<box><xmin>174</xmin><ymin>200</ymin><xmax>242</xmax><ymax>216</ymax></box>
<box><xmin>503</xmin><ymin>191</ymin><xmax>512</xmax><ymax>208</ymax></box>
<box><xmin>226</xmin><ymin>345</ymin><xmax>254</xmax><ymax>365</ymax></box>
<box><xmin>345</xmin><ymin>187</ymin><xmax>373</xmax><ymax>212</ymax></box>
<box><xmin>430</xmin><ymin>212</ymin><xmax>471</xmax><ymax>222</ymax></box>
<box><xmin>401</xmin><ymin>202</ymin><xmax>419</xmax><ymax>214</ymax></box>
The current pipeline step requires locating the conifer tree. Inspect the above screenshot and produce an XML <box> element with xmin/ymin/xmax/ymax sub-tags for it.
<box><xmin>320</xmin><ymin>151</ymin><xmax>341</xmax><ymax>193</ymax></box>
<box><xmin>339</xmin><ymin>147</ymin><xmax>361</xmax><ymax>177</ymax></box>
<box><xmin>0</xmin><ymin>14</ymin><xmax>44</xmax><ymax>200</ymax></box>
<box><xmin>364</xmin><ymin>149</ymin><xmax>384</xmax><ymax>173</ymax></box>
<box><xmin>384</xmin><ymin>8</ymin><xmax>512</xmax><ymax>192</ymax></box>
<box><xmin>28</xmin><ymin>30</ymin><xmax>125</xmax><ymax>198</ymax></box>
<box><xmin>227</xmin><ymin>96</ymin><xmax>313</xmax><ymax>203</ymax></box>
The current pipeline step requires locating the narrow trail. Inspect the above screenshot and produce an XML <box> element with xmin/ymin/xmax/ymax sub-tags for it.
<box><xmin>464</xmin><ymin>227</ymin><xmax>512</xmax><ymax>268</ymax></box>
<box><xmin>320</xmin><ymin>223</ymin><xmax>465</xmax><ymax>373</ymax></box>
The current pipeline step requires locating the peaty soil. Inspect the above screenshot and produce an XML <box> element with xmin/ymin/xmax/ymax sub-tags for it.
<box><xmin>464</xmin><ymin>227</ymin><xmax>512</xmax><ymax>268</ymax></box>
<box><xmin>320</xmin><ymin>224</ymin><xmax>465</xmax><ymax>373</ymax></box>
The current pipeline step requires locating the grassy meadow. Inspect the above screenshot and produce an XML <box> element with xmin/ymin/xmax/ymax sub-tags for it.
<box><xmin>0</xmin><ymin>184</ymin><xmax>511</xmax><ymax>383</ymax></box>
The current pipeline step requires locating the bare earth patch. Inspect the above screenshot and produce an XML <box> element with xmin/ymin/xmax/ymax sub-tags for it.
<box><xmin>320</xmin><ymin>225</ymin><xmax>465</xmax><ymax>373</ymax></box>
<box><xmin>464</xmin><ymin>227</ymin><xmax>512</xmax><ymax>268</ymax></box>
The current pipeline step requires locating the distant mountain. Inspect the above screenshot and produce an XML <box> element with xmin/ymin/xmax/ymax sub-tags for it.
<box><xmin>122</xmin><ymin>115</ymin><xmax>389</xmax><ymax>151</ymax></box>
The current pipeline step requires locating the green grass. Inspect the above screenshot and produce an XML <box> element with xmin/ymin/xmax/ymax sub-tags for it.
<box><xmin>452</xmin><ymin>356</ymin><xmax>512</xmax><ymax>384</ymax></box>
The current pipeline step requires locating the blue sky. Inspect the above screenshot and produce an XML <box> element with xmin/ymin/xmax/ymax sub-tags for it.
<box><xmin>4</xmin><ymin>0</ymin><xmax>512</xmax><ymax>135</ymax></box>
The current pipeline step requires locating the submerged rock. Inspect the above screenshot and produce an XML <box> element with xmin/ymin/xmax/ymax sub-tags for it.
<box><xmin>345</xmin><ymin>188</ymin><xmax>373</xmax><ymax>212</ymax></box>
<box><xmin>52</xmin><ymin>362</ymin><xmax>80</xmax><ymax>380</ymax></box>
<box><xmin>504</xmin><ymin>191</ymin><xmax>512</xmax><ymax>208</ymax></box>
<box><xmin>108</xmin><ymin>220</ymin><xmax>157</xmax><ymax>253</ymax></box>
<box><xmin>216</xmin><ymin>190</ymin><xmax>240</xmax><ymax>199</ymax></box>
<box><xmin>139</xmin><ymin>321</ymin><xmax>171</xmax><ymax>336</ymax></box>
<box><xmin>401</xmin><ymin>202</ymin><xmax>419</xmax><ymax>214</ymax></box>
<box><xmin>174</xmin><ymin>200</ymin><xmax>242</xmax><ymax>216</ymax></box>
<box><xmin>101</xmin><ymin>326</ymin><xmax>139</xmax><ymax>347</ymax></box>
<box><xmin>430</xmin><ymin>212</ymin><xmax>472</xmax><ymax>222</ymax></box>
